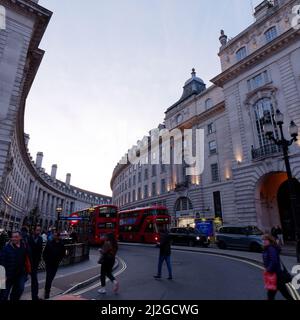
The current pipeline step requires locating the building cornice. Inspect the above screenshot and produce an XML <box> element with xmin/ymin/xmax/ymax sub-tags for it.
<box><xmin>211</xmin><ymin>28</ymin><xmax>300</xmax><ymax>87</ymax></box>
<box><xmin>218</xmin><ymin>0</ymin><xmax>298</xmax><ymax>54</ymax></box>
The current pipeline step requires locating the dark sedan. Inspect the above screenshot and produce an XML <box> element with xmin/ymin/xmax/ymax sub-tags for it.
<box><xmin>169</xmin><ymin>227</ymin><xmax>210</xmax><ymax>247</ymax></box>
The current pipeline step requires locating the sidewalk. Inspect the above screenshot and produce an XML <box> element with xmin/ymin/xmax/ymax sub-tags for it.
<box><xmin>21</xmin><ymin>250</ymin><xmax>101</xmax><ymax>300</ymax></box>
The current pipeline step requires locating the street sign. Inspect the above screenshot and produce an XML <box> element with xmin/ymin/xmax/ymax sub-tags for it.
<box><xmin>196</xmin><ymin>221</ymin><xmax>214</xmax><ymax>237</ymax></box>
<box><xmin>59</xmin><ymin>217</ymin><xmax>89</xmax><ymax>221</ymax></box>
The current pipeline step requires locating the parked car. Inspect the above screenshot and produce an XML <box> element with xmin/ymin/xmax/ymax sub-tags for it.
<box><xmin>216</xmin><ymin>225</ymin><xmax>263</xmax><ymax>252</ymax></box>
<box><xmin>169</xmin><ymin>227</ymin><xmax>210</xmax><ymax>247</ymax></box>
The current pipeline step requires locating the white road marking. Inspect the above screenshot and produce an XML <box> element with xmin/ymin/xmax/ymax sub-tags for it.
<box><xmin>72</xmin><ymin>256</ymin><xmax>127</xmax><ymax>296</ymax></box>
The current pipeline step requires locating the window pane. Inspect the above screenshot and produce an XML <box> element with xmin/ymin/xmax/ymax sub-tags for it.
<box><xmin>265</xmin><ymin>27</ymin><xmax>277</xmax><ymax>43</ymax></box>
<box><xmin>236</xmin><ymin>47</ymin><xmax>247</xmax><ymax>61</ymax></box>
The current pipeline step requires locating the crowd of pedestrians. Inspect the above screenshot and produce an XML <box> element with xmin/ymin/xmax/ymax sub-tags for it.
<box><xmin>0</xmin><ymin>225</ymin><xmax>65</xmax><ymax>301</ymax></box>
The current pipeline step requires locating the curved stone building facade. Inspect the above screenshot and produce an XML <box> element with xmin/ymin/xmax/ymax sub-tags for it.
<box><xmin>111</xmin><ymin>0</ymin><xmax>300</xmax><ymax>240</ymax></box>
<box><xmin>0</xmin><ymin>0</ymin><xmax>111</xmax><ymax>231</ymax></box>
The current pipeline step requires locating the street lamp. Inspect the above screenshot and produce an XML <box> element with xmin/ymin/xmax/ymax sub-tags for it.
<box><xmin>56</xmin><ymin>205</ymin><xmax>63</xmax><ymax>230</ymax></box>
<box><xmin>263</xmin><ymin>109</ymin><xmax>300</xmax><ymax>262</ymax></box>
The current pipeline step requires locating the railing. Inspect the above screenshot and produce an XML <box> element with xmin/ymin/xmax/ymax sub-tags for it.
<box><xmin>38</xmin><ymin>242</ymin><xmax>90</xmax><ymax>271</ymax></box>
<box><xmin>251</xmin><ymin>143</ymin><xmax>281</xmax><ymax>160</ymax></box>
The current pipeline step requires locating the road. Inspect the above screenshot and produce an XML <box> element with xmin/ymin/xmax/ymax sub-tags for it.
<box><xmin>72</xmin><ymin>245</ymin><xmax>277</xmax><ymax>300</ymax></box>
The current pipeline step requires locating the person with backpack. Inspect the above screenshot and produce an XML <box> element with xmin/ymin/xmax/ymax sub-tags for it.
<box><xmin>98</xmin><ymin>233</ymin><xmax>119</xmax><ymax>294</ymax></box>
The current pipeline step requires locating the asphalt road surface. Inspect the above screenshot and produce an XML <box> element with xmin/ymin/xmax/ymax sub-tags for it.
<box><xmin>73</xmin><ymin>245</ymin><xmax>279</xmax><ymax>300</ymax></box>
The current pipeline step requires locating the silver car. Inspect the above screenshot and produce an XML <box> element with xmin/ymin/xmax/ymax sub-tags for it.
<box><xmin>216</xmin><ymin>226</ymin><xmax>263</xmax><ymax>252</ymax></box>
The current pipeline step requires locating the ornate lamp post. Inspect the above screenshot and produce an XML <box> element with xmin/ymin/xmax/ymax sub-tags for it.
<box><xmin>56</xmin><ymin>205</ymin><xmax>63</xmax><ymax>231</ymax></box>
<box><xmin>264</xmin><ymin>109</ymin><xmax>300</xmax><ymax>262</ymax></box>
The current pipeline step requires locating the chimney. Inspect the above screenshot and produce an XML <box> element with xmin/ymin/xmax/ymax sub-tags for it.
<box><xmin>51</xmin><ymin>164</ymin><xmax>57</xmax><ymax>180</ymax></box>
<box><xmin>24</xmin><ymin>133</ymin><xmax>30</xmax><ymax>147</ymax></box>
<box><xmin>36</xmin><ymin>152</ymin><xmax>43</xmax><ymax>168</ymax></box>
<box><xmin>66</xmin><ymin>173</ymin><xmax>71</xmax><ymax>186</ymax></box>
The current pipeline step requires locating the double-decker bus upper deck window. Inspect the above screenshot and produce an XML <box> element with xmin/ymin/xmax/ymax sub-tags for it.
<box><xmin>149</xmin><ymin>209</ymin><xmax>168</xmax><ymax>216</ymax></box>
<box><xmin>99</xmin><ymin>207</ymin><xmax>117</xmax><ymax>218</ymax></box>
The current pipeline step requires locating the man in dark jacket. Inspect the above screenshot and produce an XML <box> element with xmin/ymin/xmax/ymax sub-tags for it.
<box><xmin>154</xmin><ymin>230</ymin><xmax>173</xmax><ymax>280</ymax></box>
<box><xmin>43</xmin><ymin>231</ymin><xmax>65</xmax><ymax>299</ymax></box>
<box><xmin>28</xmin><ymin>225</ymin><xmax>43</xmax><ymax>300</ymax></box>
<box><xmin>0</xmin><ymin>231</ymin><xmax>28</xmax><ymax>301</ymax></box>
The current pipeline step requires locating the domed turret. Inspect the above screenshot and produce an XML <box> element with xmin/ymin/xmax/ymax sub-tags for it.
<box><xmin>180</xmin><ymin>68</ymin><xmax>206</xmax><ymax>100</ymax></box>
<box><xmin>166</xmin><ymin>69</ymin><xmax>206</xmax><ymax>112</ymax></box>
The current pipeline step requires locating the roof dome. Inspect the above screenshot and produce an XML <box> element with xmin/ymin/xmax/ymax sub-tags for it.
<box><xmin>166</xmin><ymin>68</ymin><xmax>207</xmax><ymax>113</ymax></box>
<box><xmin>184</xmin><ymin>68</ymin><xmax>205</xmax><ymax>86</ymax></box>
<box><xmin>180</xmin><ymin>68</ymin><xmax>206</xmax><ymax>100</ymax></box>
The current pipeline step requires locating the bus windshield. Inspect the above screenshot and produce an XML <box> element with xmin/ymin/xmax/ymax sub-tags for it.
<box><xmin>149</xmin><ymin>209</ymin><xmax>168</xmax><ymax>216</ymax></box>
<box><xmin>99</xmin><ymin>206</ymin><xmax>117</xmax><ymax>218</ymax></box>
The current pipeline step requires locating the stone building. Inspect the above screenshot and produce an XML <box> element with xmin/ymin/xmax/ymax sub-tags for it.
<box><xmin>0</xmin><ymin>0</ymin><xmax>111</xmax><ymax>231</ymax></box>
<box><xmin>111</xmin><ymin>0</ymin><xmax>300</xmax><ymax>240</ymax></box>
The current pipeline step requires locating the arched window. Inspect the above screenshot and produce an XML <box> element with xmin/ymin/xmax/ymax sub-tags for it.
<box><xmin>175</xmin><ymin>197</ymin><xmax>193</xmax><ymax>211</ymax></box>
<box><xmin>236</xmin><ymin>47</ymin><xmax>247</xmax><ymax>61</ymax></box>
<box><xmin>253</xmin><ymin>98</ymin><xmax>278</xmax><ymax>148</ymax></box>
<box><xmin>176</xmin><ymin>114</ymin><xmax>183</xmax><ymax>124</ymax></box>
<box><xmin>205</xmin><ymin>98</ymin><xmax>213</xmax><ymax>110</ymax></box>
<box><xmin>265</xmin><ymin>26</ymin><xmax>277</xmax><ymax>43</ymax></box>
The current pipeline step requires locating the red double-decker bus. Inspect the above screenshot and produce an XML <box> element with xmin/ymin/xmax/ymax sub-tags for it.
<box><xmin>118</xmin><ymin>206</ymin><xmax>170</xmax><ymax>244</ymax></box>
<box><xmin>71</xmin><ymin>205</ymin><xmax>118</xmax><ymax>245</ymax></box>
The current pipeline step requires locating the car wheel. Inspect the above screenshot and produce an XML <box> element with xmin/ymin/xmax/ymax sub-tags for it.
<box><xmin>250</xmin><ymin>242</ymin><xmax>262</xmax><ymax>253</ymax></box>
<box><xmin>217</xmin><ymin>241</ymin><xmax>226</xmax><ymax>250</ymax></box>
<box><xmin>188</xmin><ymin>240</ymin><xmax>195</xmax><ymax>247</ymax></box>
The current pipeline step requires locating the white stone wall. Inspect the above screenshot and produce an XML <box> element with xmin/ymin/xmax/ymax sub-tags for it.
<box><xmin>111</xmin><ymin>0</ymin><xmax>300</xmax><ymax>231</ymax></box>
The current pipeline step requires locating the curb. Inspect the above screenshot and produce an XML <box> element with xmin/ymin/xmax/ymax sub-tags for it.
<box><xmin>60</xmin><ymin>258</ymin><xmax>120</xmax><ymax>295</ymax></box>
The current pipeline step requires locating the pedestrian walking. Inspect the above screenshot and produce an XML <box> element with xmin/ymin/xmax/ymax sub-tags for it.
<box><xmin>98</xmin><ymin>233</ymin><xmax>119</xmax><ymax>294</ymax></box>
<box><xmin>0</xmin><ymin>229</ymin><xmax>9</xmax><ymax>251</ymax></box>
<box><xmin>0</xmin><ymin>231</ymin><xmax>30</xmax><ymax>301</ymax></box>
<box><xmin>41</xmin><ymin>230</ymin><xmax>47</xmax><ymax>243</ymax></box>
<box><xmin>47</xmin><ymin>228</ymin><xmax>54</xmax><ymax>242</ymax></box>
<box><xmin>262</xmin><ymin>234</ymin><xmax>293</xmax><ymax>300</ymax></box>
<box><xmin>271</xmin><ymin>226</ymin><xmax>278</xmax><ymax>240</ymax></box>
<box><xmin>154</xmin><ymin>229</ymin><xmax>173</xmax><ymax>280</ymax></box>
<box><xmin>28</xmin><ymin>225</ymin><xmax>43</xmax><ymax>300</ymax></box>
<box><xmin>275</xmin><ymin>225</ymin><xmax>284</xmax><ymax>246</ymax></box>
<box><xmin>43</xmin><ymin>231</ymin><xmax>65</xmax><ymax>299</ymax></box>
<box><xmin>69</xmin><ymin>228</ymin><xmax>78</xmax><ymax>244</ymax></box>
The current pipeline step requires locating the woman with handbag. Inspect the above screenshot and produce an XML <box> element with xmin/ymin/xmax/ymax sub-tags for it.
<box><xmin>98</xmin><ymin>233</ymin><xmax>119</xmax><ymax>294</ymax></box>
<box><xmin>262</xmin><ymin>234</ymin><xmax>293</xmax><ymax>300</ymax></box>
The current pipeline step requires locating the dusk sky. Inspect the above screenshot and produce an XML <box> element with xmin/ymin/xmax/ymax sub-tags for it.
<box><xmin>24</xmin><ymin>0</ymin><xmax>262</xmax><ymax>196</ymax></box>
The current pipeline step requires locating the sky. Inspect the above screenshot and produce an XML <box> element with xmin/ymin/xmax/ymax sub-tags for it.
<box><xmin>24</xmin><ymin>0</ymin><xmax>262</xmax><ymax>196</ymax></box>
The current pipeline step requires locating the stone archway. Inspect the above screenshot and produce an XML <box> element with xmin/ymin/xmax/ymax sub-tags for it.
<box><xmin>278</xmin><ymin>179</ymin><xmax>300</xmax><ymax>241</ymax></box>
<box><xmin>174</xmin><ymin>197</ymin><xmax>194</xmax><ymax>227</ymax></box>
<box><xmin>255</xmin><ymin>171</ymin><xmax>300</xmax><ymax>240</ymax></box>
<box><xmin>255</xmin><ymin>172</ymin><xmax>287</xmax><ymax>232</ymax></box>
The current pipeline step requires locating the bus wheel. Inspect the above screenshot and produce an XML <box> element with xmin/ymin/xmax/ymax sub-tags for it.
<box><xmin>141</xmin><ymin>236</ymin><xmax>145</xmax><ymax>243</ymax></box>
